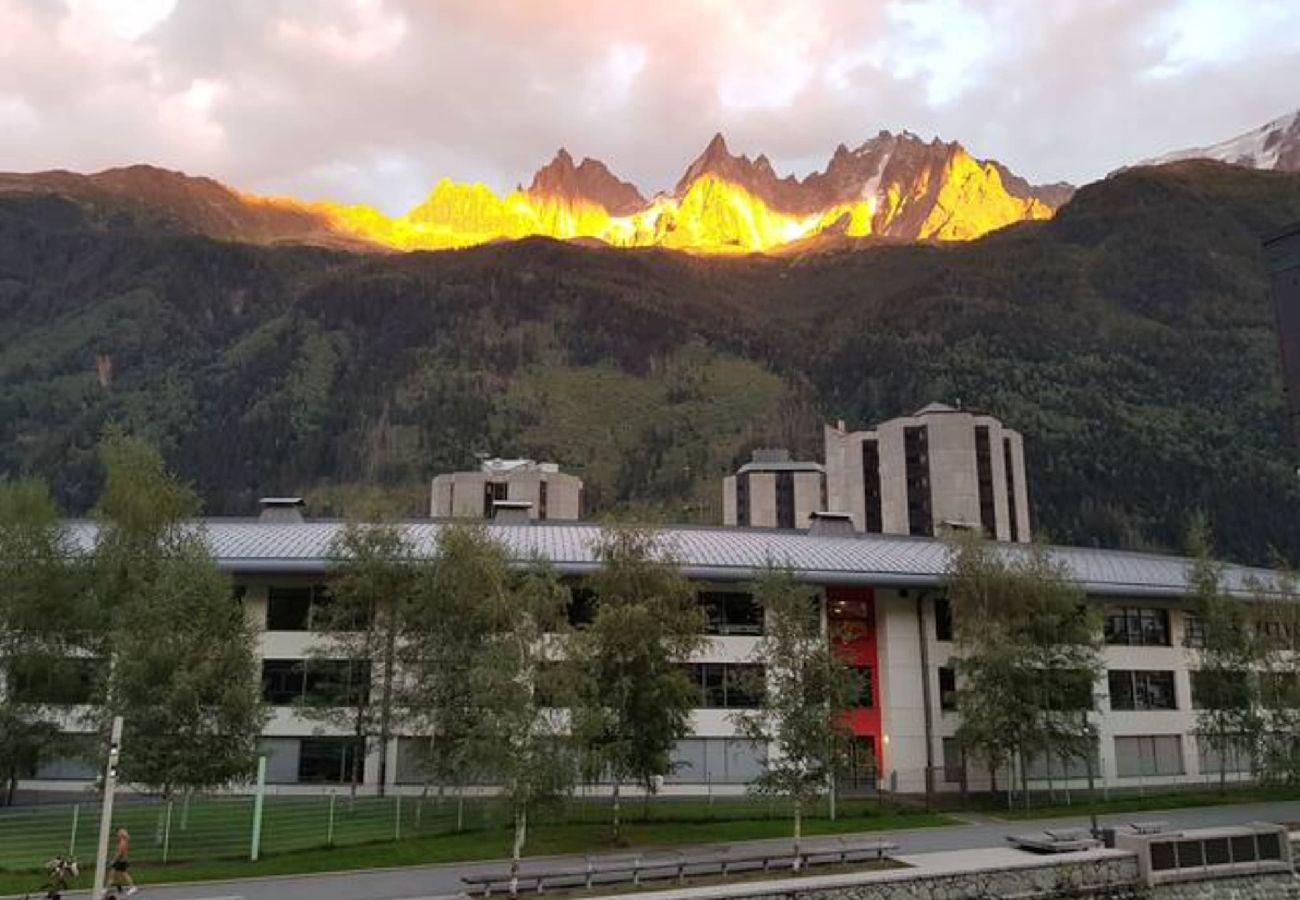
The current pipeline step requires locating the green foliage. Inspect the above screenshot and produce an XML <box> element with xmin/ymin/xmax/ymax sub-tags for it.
<box><xmin>733</xmin><ymin>567</ymin><xmax>859</xmax><ymax>861</ymax></box>
<box><xmin>571</xmin><ymin>525</ymin><xmax>707</xmax><ymax>837</ymax></box>
<box><xmin>91</xmin><ymin>434</ymin><xmax>266</xmax><ymax>795</ymax></box>
<box><xmin>947</xmin><ymin>532</ymin><xmax>1102</xmax><ymax>797</ymax></box>
<box><xmin>2</xmin><ymin>162</ymin><xmax>1300</xmax><ymax>562</ymax></box>
<box><xmin>0</xmin><ymin>478</ymin><xmax>86</xmax><ymax>803</ymax></box>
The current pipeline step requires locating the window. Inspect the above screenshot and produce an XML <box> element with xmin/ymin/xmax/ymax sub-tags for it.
<box><xmin>1104</xmin><ymin>606</ymin><xmax>1170</xmax><ymax>646</ymax></box>
<box><xmin>666</xmin><ymin>738</ymin><xmax>766</xmax><ymax>784</ymax></box>
<box><xmin>975</xmin><ymin>426</ymin><xmax>996</xmax><ymax>538</ymax></box>
<box><xmin>266</xmin><ymin>584</ymin><xmax>357</xmax><ymax>631</ymax></box>
<box><xmin>1183</xmin><ymin>614</ymin><xmax>1205</xmax><ymax>648</ymax></box>
<box><xmin>938</xmin><ymin>666</ymin><xmax>957</xmax><ymax>711</ymax></box>
<box><xmin>298</xmin><ymin>738</ymin><xmax>365</xmax><ymax>784</ymax></box>
<box><xmin>736</xmin><ymin>473</ymin><xmax>751</xmax><ymax>527</ymax></box>
<box><xmin>1043</xmin><ymin>668</ymin><xmax>1095</xmax><ymax>711</ymax></box>
<box><xmin>933</xmin><ymin>597</ymin><xmax>953</xmax><ymax>642</ymax></box>
<box><xmin>27</xmin><ymin>734</ymin><xmax>98</xmax><ymax>780</ymax></box>
<box><xmin>566</xmin><ymin>583</ymin><xmax>595</xmax><ymax>626</ymax></box>
<box><xmin>482</xmin><ymin>481</ymin><xmax>509</xmax><ymax>518</ymax></box>
<box><xmin>861</xmin><ymin>439</ymin><xmax>883</xmax><ymax>534</ymax></box>
<box><xmin>1115</xmin><ymin>735</ymin><xmax>1184</xmax><ymax>777</ymax></box>
<box><xmin>1191</xmin><ymin>669</ymin><xmax>1252</xmax><ymax>710</ymax></box>
<box><xmin>539</xmin><ymin>480</ymin><xmax>548</xmax><ymax>520</ymax></box>
<box><xmin>942</xmin><ymin>737</ymin><xmax>965</xmax><ymax>783</ymax></box>
<box><xmin>699</xmin><ymin>591</ymin><xmax>763</xmax><ymax>635</ymax></box>
<box><xmin>6</xmin><ymin>657</ymin><xmax>103</xmax><ymax>705</ymax></box>
<box><xmin>904</xmin><ymin>426</ymin><xmax>932</xmax><ymax>536</ymax></box>
<box><xmin>1196</xmin><ymin>735</ymin><xmax>1254</xmax><ymax>775</ymax></box>
<box><xmin>1003</xmin><ymin>437</ymin><xmax>1020</xmax><ymax>542</ymax></box>
<box><xmin>683</xmin><ymin>664</ymin><xmax>764</xmax><ymax>709</ymax></box>
<box><xmin>1109</xmin><ymin>670</ymin><xmax>1177</xmax><ymax>711</ymax></box>
<box><xmin>1261</xmin><ymin>672</ymin><xmax>1300</xmax><ymax>709</ymax></box>
<box><xmin>1024</xmin><ymin>742</ymin><xmax>1101</xmax><ymax>781</ymax></box>
<box><xmin>775</xmin><ymin>472</ymin><xmax>795</xmax><ymax>530</ymax></box>
<box><xmin>854</xmin><ymin>665</ymin><xmax>874</xmax><ymax>708</ymax></box>
<box><xmin>261</xmin><ymin>659</ymin><xmax>371</xmax><ymax>706</ymax></box>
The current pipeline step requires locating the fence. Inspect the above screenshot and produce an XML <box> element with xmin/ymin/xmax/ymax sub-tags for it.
<box><xmin>0</xmin><ymin>790</ymin><xmax>900</xmax><ymax>873</ymax></box>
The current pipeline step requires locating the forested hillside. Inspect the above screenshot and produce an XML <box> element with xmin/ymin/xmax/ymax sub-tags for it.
<box><xmin>1</xmin><ymin>162</ymin><xmax>1297</xmax><ymax>564</ymax></box>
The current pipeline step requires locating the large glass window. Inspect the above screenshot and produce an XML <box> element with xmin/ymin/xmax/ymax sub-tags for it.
<box><xmin>1109</xmin><ymin>670</ymin><xmax>1177</xmax><ymax>711</ymax></box>
<box><xmin>298</xmin><ymin>738</ymin><xmax>365</xmax><ymax>784</ymax></box>
<box><xmin>1104</xmin><ymin>606</ymin><xmax>1170</xmax><ymax>646</ymax></box>
<box><xmin>1115</xmin><ymin>735</ymin><xmax>1184</xmax><ymax>777</ymax></box>
<box><xmin>854</xmin><ymin>665</ymin><xmax>874</xmax><ymax>708</ymax></box>
<box><xmin>938</xmin><ymin>666</ymin><xmax>957</xmax><ymax>711</ymax></box>
<box><xmin>665</xmin><ymin>738</ymin><xmax>766</xmax><ymax>784</ymax></box>
<box><xmin>1196</xmin><ymin>735</ymin><xmax>1254</xmax><ymax>775</ymax></box>
<box><xmin>682</xmin><ymin>663</ymin><xmax>764</xmax><ymax>709</ymax></box>
<box><xmin>699</xmin><ymin>591</ymin><xmax>762</xmax><ymax>635</ymax></box>
<box><xmin>261</xmin><ymin>659</ymin><xmax>371</xmax><ymax>706</ymax></box>
<box><xmin>933</xmin><ymin>597</ymin><xmax>953</xmax><ymax>642</ymax></box>
<box><xmin>6</xmin><ymin>657</ymin><xmax>103</xmax><ymax>705</ymax></box>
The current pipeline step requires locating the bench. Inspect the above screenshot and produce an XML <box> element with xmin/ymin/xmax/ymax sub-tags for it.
<box><xmin>462</xmin><ymin>837</ymin><xmax>900</xmax><ymax>895</ymax></box>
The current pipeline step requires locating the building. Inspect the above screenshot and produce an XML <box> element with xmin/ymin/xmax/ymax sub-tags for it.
<box><xmin>21</xmin><ymin>512</ymin><xmax>1293</xmax><ymax>798</ymax></box>
<box><xmin>824</xmin><ymin>403</ymin><xmax>1030</xmax><ymax>542</ymax></box>
<box><xmin>430</xmin><ymin>458</ymin><xmax>582</xmax><ymax>521</ymax></box>
<box><xmin>722</xmin><ymin>449</ymin><xmax>825</xmax><ymax>529</ymax></box>
<box><xmin>1265</xmin><ymin>222</ymin><xmax>1300</xmax><ymax>447</ymax></box>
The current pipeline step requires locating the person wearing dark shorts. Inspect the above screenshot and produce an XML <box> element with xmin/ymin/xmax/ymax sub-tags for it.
<box><xmin>107</xmin><ymin>826</ymin><xmax>137</xmax><ymax>896</ymax></box>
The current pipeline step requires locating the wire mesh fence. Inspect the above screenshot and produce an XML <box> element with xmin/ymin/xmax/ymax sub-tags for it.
<box><xmin>0</xmin><ymin>788</ymin><xmax>903</xmax><ymax>872</ymax></box>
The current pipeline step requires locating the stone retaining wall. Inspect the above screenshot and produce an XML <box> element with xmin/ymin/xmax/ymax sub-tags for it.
<box><xmin>1150</xmin><ymin>872</ymin><xmax>1300</xmax><ymax>900</ymax></box>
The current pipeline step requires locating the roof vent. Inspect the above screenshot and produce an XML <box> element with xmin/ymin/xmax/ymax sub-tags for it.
<box><xmin>808</xmin><ymin>511</ymin><xmax>855</xmax><ymax>538</ymax></box>
<box><xmin>492</xmin><ymin>500</ymin><xmax>533</xmax><ymax>525</ymax></box>
<box><xmin>259</xmin><ymin>497</ymin><xmax>305</xmax><ymax>524</ymax></box>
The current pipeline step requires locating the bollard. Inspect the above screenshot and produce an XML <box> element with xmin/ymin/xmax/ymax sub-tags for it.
<box><xmin>327</xmin><ymin>793</ymin><xmax>337</xmax><ymax>848</ymax></box>
<box><xmin>69</xmin><ymin>804</ymin><xmax>80</xmax><ymax>857</ymax></box>
<box><xmin>250</xmin><ymin>755</ymin><xmax>267</xmax><ymax>862</ymax></box>
<box><xmin>163</xmin><ymin>800</ymin><xmax>174</xmax><ymax>864</ymax></box>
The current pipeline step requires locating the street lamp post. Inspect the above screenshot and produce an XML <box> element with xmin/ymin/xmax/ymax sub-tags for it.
<box><xmin>92</xmin><ymin>716</ymin><xmax>124</xmax><ymax>900</ymax></box>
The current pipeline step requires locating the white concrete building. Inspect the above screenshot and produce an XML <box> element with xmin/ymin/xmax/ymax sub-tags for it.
<box><xmin>824</xmin><ymin>404</ymin><xmax>1030</xmax><ymax>542</ymax></box>
<box><xmin>722</xmin><ymin>449</ymin><xmax>825</xmax><ymax>529</ymax></box>
<box><xmin>19</xmin><ymin>518</ymin><xmax>1294</xmax><ymax>798</ymax></box>
<box><xmin>431</xmin><ymin>458</ymin><xmax>582</xmax><ymax>521</ymax></box>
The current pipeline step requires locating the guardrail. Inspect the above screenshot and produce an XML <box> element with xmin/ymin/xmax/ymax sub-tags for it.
<box><xmin>462</xmin><ymin>837</ymin><xmax>899</xmax><ymax>896</ymax></box>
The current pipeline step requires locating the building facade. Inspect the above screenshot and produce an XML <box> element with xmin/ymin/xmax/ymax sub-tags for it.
<box><xmin>430</xmin><ymin>458</ymin><xmax>582</xmax><ymax>521</ymax></box>
<box><xmin>824</xmin><ymin>404</ymin><xmax>1030</xmax><ymax>542</ymax></box>
<box><xmin>20</xmin><ymin>519</ymin><xmax>1294</xmax><ymax>797</ymax></box>
<box><xmin>722</xmin><ymin>449</ymin><xmax>825</xmax><ymax>529</ymax></box>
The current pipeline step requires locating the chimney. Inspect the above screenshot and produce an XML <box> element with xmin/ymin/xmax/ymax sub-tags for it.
<box><xmin>259</xmin><ymin>497</ymin><xmax>305</xmax><ymax>524</ymax></box>
<box><xmin>808</xmin><ymin>511</ymin><xmax>855</xmax><ymax>538</ymax></box>
<box><xmin>491</xmin><ymin>500</ymin><xmax>534</xmax><ymax>525</ymax></box>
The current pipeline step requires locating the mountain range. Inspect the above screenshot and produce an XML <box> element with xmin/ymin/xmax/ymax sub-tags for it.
<box><xmin>1139</xmin><ymin>109</ymin><xmax>1300</xmax><ymax>172</ymax></box>
<box><xmin>0</xmin><ymin>130</ymin><xmax>1071</xmax><ymax>254</ymax></box>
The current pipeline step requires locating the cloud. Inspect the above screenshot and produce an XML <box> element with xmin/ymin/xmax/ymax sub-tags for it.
<box><xmin>0</xmin><ymin>0</ymin><xmax>1296</xmax><ymax>212</ymax></box>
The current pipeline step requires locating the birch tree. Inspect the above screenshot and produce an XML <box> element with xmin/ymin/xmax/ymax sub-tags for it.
<box><xmin>571</xmin><ymin>525</ymin><xmax>706</xmax><ymax>840</ymax></box>
<box><xmin>734</xmin><ymin>567</ymin><xmax>857</xmax><ymax>870</ymax></box>
<box><xmin>466</xmin><ymin>551</ymin><xmax>574</xmax><ymax>898</ymax></box>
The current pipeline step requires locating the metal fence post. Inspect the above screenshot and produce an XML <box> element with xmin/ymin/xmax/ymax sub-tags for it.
<box><xmin>395</xmin><ymin>794</ymin><xmax>402</xmax><ymax>840</ymax></box>
<box><xmin>250</xmin><ymin>755</ymin><xmax>267</xmax><ymax>862</ymax></box>
<box><xmin>327</xmin><ymin>792</ymin><xmax>337</xmax><ymax>848</ymax></box>
<box><xmin>163</xmin><ymin>800</ymin><xmax>174</xmax><ymax>864</ymax></box>
<box><xmin>69</xmin><ymin>804</ymin><xmax>80</xmax><ymax>857</ymax></box>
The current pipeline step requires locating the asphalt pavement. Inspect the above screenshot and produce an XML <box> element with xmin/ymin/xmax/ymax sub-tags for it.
<box><xmin>14</xmin><ymin>800</ymin><xmax>1300</xmax><ymax>900</ymax></box>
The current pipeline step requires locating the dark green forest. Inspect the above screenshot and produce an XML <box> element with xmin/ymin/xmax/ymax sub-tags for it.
<box><xmin>1</xmin><ymin>161</ymin><xmax>1298</xmax><ymax>564</ymax></box>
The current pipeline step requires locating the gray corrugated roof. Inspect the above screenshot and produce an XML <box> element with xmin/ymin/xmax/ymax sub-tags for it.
<box><xmin>62</xmin><ymin>520</ymin><xmax>1289</xmax><ymax>600</ymax></box>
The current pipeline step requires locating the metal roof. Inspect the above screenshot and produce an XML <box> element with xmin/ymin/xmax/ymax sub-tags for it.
<box><xmin>62</xmin><ymin>520</ymin><xmax>1289</xmax><ymax>601</ymax></box>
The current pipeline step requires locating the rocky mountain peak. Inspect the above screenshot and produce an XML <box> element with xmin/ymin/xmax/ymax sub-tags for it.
<box><xmin>526</xmin><ymin>149</ymin><xmax>645</xmax><ymax>216</ymax></box>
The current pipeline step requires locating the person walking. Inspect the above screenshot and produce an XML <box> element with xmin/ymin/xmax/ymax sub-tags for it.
<box><xmin>105</xmin><ymin>825</ymin><xmax>137</xmax><ymax>897</ymax></box>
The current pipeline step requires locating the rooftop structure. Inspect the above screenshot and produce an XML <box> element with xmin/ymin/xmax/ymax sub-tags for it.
<box><xmin>430</xmin><ymin>458</ymin><xmax>582</xmax><ymax>521</ymax></box>
<box><xmin>723</xmin><ymin>448</ymin><xmax>825</xmax><ymax>529</ymax></box>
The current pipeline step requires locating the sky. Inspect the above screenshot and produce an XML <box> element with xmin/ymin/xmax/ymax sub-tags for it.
<box><xmin>1</xmin><ymin>0</ymin><xmax>1298</xmax><ymax>214</ymax></box>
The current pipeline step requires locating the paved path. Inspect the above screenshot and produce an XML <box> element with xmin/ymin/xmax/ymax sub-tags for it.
<box><xmin>14</xmin><ymin>800</ymin><xmax>1300</xmax><ymax>900</ymax></box>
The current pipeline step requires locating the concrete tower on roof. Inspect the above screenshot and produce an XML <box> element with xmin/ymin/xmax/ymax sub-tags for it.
<box><xmin>431</xmin><ymin>458</ymin><xmax>582</xmax><ymax>521</ymax></box>
<box><xmin>723</xmin><ymin>448</ymin><xmax>825</xmax><ymax>529</ymax></box>
<box><xmin>824</xmin><ymin>404</ymin><xmax>1030</xmax><ymax>542</ymax></box>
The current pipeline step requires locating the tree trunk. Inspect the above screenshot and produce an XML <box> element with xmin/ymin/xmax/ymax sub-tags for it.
<box><xmin>376</xmin><ymin>612</ymin><xmax>399</xmax><ymax>798</ymax></box>
<box><xmin>611</xmin><ymin>779</ymin><xmax>622</xmax><ymax>843</ymax></box>
<box><xmin>791</xmin><ymin>798</ymin><xmax>803</xmax><ymax>873</ymax></box>
<box><xmin>508</xmin><ymin>807</ymin><xmax>527</xmax><ymax>899</ymax></box>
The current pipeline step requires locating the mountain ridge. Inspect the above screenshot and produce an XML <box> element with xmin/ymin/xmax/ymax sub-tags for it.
<box><xmin>1135</xmin><ymin>107</ymin><xmax>1300</xmax><ymax>172</ymax></box>
<box><xmin>0</xmin><ymin>130</ymin><xmax>1072</xmax><ymax>254</ymax></box>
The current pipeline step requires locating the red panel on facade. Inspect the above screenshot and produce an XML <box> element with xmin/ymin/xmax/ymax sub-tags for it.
<box><xmin>827</xmin><ymin>585</ymin><xmax>884</xmax><ymax>773</ymax></box>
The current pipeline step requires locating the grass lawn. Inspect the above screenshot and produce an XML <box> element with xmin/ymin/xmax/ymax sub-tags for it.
<box><xmin>0</xmin><ymin>802</ymin><xmax>951</xmax><ymax>897</ymax></box>
<box><xmin>981</xmin><ymin>784</ymin><xmax>1300</xmax><ymax>821</ymax></box>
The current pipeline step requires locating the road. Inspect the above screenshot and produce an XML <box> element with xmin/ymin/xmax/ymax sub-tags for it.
<box><xmin>17</xmin><ymin>800</ymin><xmax>1300</xmax><ymax>900</ymax></box>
